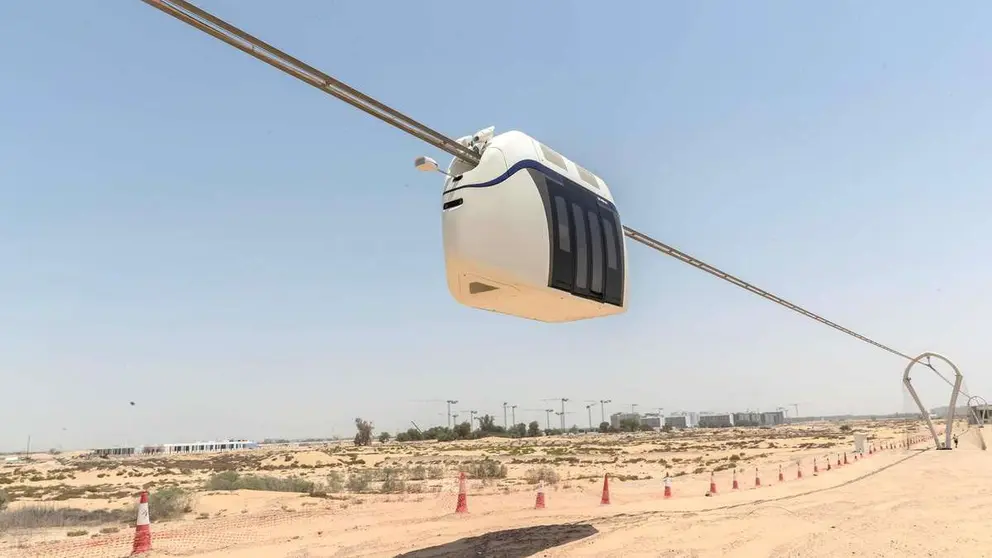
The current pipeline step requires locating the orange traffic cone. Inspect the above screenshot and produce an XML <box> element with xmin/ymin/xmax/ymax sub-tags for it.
<box><xmin>754</xmin><ymin>468</ymin><xmax>761</xmax><ymax>488</ymax></box>
<box><xmin>778</xmin><ymin>464</ymin><xmax>784</xmax><ymax>482</ymax></box>
<box><xmin>664</xmin><ymin>473</ymin><xmax>673</xmax><ymax>499</ymax></box>
<box><xmin>535</xmin><ymin>481</ymin><xmax>546</xmax><ymax>509</ymax></box>
<box><xmin>455</xmin><ymin>472</ymin><xmax>468</xmax><ymax>513</ymax></box>
<box><xmin>708</xmin><ymin>472</ymin><xmax>717</xmax><ymax>495</ymax></box>
<box><xmin>732</xmin><ymin>469</ymin><xmax>740</xmax><ymax>490</ymax></box>
<box><xmin>131</xmin><ymin>491</ymin><xmax>152</xmax><ymax>555</ymax></box>
<box><xmin>600</xmin><ymin>474</ymin><xmax>611</xmax><ymax>505</ymax></box>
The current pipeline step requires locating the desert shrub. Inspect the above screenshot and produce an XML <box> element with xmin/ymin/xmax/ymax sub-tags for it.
<box><xmin>427</xmin><ymin>465</ymin><xmax>445</xmax><ymax>480</ymax></box>
<box><xmin>203</xmin><ymin>472</ymin><xmax>313</xmax><ymax>494</ymax></box>
<box><xmin>66</xmin><ymin>529</ymin><xmax>88</xmax><ymax>537</ymax></box>
<box><xmin>326</xmin><ymin>471</ymin><xmax>345</xmax><ymax>493</ymax></box>
<box><xmin>0</xmin><ymin>505</ymin><xmax>131</xmax><ymax>532</ymax></box>
<box><xmin>346</xmin><ymin>471</ymin><xmax>372</xmax><ymax>493</ymax></box>
<box><xmin>147</xmin><ymin>487</ymin><xmax>194</xmax><ymax>520</ymax></box>
<box><xmin>380</xmin><ymin>468</ymin><xmax>406</xmax><ymax>494</ymax></box>
<box><xmin>203</xmin><ymin>471</ymin><xmax>240</xmax><ymax>491</ymax></box>
<box><xmin>0</xmin><ymin>489</ymin><xmax>10</xmax><ymax>512</ymax></box>
<box><xmin>524</xmin><ymin>466</ymin><xmax>560</xmax><ymax>485</ymax></box>
<box><xmin>839</xmin><ymin>425</ymin><xmax>852</xmax><ymax>432</ymax></box>
<box><xmin>729</xmin><ymin>454</ymin><xmax>740</xmax><ymax>462</ymax></box>
<box><xmin>408</xmin><ymin>465</ymin><xmax>427</xmax><ymax>481</ymax></box>
<box><xmin>378</xmin><ymin>432</ymin><xmax>391</xmax><ymax>444</ymax></box>
<box><xmin>464</xmin><ymin>459</ymin><xmax>507</xmax><ymax>480</ymax></box>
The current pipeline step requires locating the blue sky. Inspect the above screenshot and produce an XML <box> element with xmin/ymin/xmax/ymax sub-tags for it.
<box><xmin>1</xmin><ymin>1</ymin><xmax>990</xmax><ymax>452</ymax></box>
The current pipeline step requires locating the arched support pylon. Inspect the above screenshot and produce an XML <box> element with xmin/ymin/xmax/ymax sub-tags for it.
<box><xmin>902</xmin><ymin>352</ymin><xmax>963</xmax><ymax>450</ymax></box>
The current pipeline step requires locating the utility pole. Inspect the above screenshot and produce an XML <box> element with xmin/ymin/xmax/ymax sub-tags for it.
<box><xmin>502</xmin><ymin>402</ymin><xmax>509</xmax><ymax>429</ymax></box>
<box><xmin>511</xmin><ymin>405</ymin><xmax>517</xmax><ymax>426</ymax></box>
<box><xmin>792</xmin><ymin>403</ymin><xmax>800</xmax><ymax>418</ymax></box>
<box><xmin>599</xmin><ymin>399</ymin><xmax>611</xmax><ymax>424</ymax></box>
<box><xmin>631</xmin><ymin>403</ymin><xmax>639</xmax><ymax>414</ymax></box>
<box><xmin>452</xmin><ymin>413</ymin><xmax>460</xmax><ymax>425</ymax></box>
<box><xmin>586</xmin><ymin>403</ymin><xmax>596</xmax><ymax>430</ymax></box>
<box><xmin>462</xmin><ymin>410</ymin><xmax>478</xmax><ymax>428</ymax></box>
<box><xmin>446</xmin><ymin>400</ymin><xmax>458</xmax><ymax>428</ymax></box>
<box><xmin>560</xmin><ymin>398</ymin><xmax>569</xmax><ymax>430</ymax></box>
<box><xmin>544</xmin><ymin>409</ymin><xmax>554</xmax><ymax>432</ymax></box>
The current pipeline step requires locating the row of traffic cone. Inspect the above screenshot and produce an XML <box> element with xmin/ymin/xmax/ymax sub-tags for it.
<box><xmin>454</xmin><ymin>439</ymin><xmax>905</xmax><ymax>513</ymax></box>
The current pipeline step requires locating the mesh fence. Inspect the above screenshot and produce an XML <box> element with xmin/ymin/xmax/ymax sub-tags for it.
<box><xmin>5</xmin><ymin>508</ymin><xmax>333</xmax><ymax>558</ymax></box>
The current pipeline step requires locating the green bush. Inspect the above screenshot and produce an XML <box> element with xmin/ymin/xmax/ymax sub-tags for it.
<box><xmin>204</xmin><ymin>471</ymin><xmax>240</xmax><ymax>491</ymax></box>
<box><xmin>326</xmin><ymin>471</ymin><xmax>345</xmax><ymax>493</ymax></box>
<box><xmin>346</xmin><ymin>471</ymin><xmax>372</xmax><ymax>493</ymax></box>
<box><xmin>0</xmin><ymin>505</ymin><xmax>131</xmax><ymax>532</ymax></box>
<box><xmin>464</xmin><ymin>459</ymin><xmax>507</xmax><ymax>480</ymax></box>
<box><xmin>524</xmin><ymin>466</ymin><xmax>560</xmax><ymax>485</ymax></box>
<box><xmin>408</xmin><ymin>465</ymin><xmax>427</xmax><ymax>481</ymax></box>
<box><xmin>147</xmin><ymin>487</ymin><xmax>194</xmax><ymax>521</ymax></box>
<box><xmin>427</xmin><ymin>465</ymin><xmax>445</xmax><ymax>480</ymax></box>
<box><xmin>203</xmin><ymin>472</ymin><xmax>314</xmax><ymax>494</ymax></box>
<box><xmin>380</xmin><ymin>468</ymin><xmax>405</xmax><ymax>494</ymax></box>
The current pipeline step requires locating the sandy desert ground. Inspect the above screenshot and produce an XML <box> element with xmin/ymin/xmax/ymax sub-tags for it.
<box><xmin>0</xmin><ymin>419</ymin><xmax>986</xmax><ymax>557</ymax></box>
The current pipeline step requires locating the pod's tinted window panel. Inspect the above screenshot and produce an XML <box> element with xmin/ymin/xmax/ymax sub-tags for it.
<box><xmin>550</xmin><ymin>195</ymin><xmax>574</xmax><ymax>290</ymax></box>
<box><xmin>571</xmin><ymin>203</ymin><xmax>589</xmax><ymax>293</ymax></box>
<box><xmin>599</xmin><ymin>208</ymin><xmax>624</xmax><ymax>305</ymax></box>
<box><xmin>587</xmin><ymin>210</ymin><xmax>604</xmax><ymax>295</ymax></box>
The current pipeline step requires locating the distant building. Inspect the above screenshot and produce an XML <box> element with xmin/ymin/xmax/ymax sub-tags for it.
<box><xmin>969</xmin><ymin>405</ymin><xmax>992</xmax><ymax>425</ymax></box>
<box><xmin>698</xmin><ymin>414</ymin><xmax>734</xmax><ymax>428</ymax></box>
<box><xmin>665</xmin><ymin>416</ymin><xmax>688</xmax><ymax>429</ymax></box>
<box><xmin>641</xmin><ymin>415</ymin><xmax>662</xmax><ymax>429</ymax></box>
<box><xmin>760</xmin><ymin>411</ymin><xmax>786</xmax><ymax>426</ymax></box>
<box><xmin>93</xmin><ymin>447</ymin><xmax>137</xmax><ymax>458</ymax></box>
<box><xmin>664</xmin><ymin>411</ymin><xmax>698</xmax><ymax>428</ymax></box>
<box><xmin>91</xmin><ymin>439</ymin><xmax>258</xmax><ymax>458</ymax></box>
<box><xmin>733</xmin><ymin>412</ymin><xmax>762</xmax><ymax>427</ymax></box>
<box><xmin>610</xmin><ymin>412</ymin><xmax>642</xmax><ymax>430</ymax></box>
<box><xmin>158</xmin><ymin>440</ymin><xmax>259</xmax><ymax>454</ymax></box>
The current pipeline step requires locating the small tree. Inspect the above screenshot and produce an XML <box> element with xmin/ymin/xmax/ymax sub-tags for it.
<box><xmin>477</xmin><ymin>414</ymin><xmax>497</xmax><ymax>432</ymax></box>
<box><xmin>454</xmin><ymin>421</ymin><xmax>472</xmax><ymax>439</ymax></box>
<box><xmin>619</xmin><ymin>418</ymin><xmax>640</xmax><ymax>432</ymax></box>
<box><xmin>527</xmin><ymin>421</ymin><xmax>541</xmax><ymax>437</ymax></box>
<box><xmin>598</xmin><ymin>422</ymin><xmax>610</xmax><ymax>433</ymax></box>
<box><xmin>354</xmin><ymin>418</ymin><xmax>374</xmax><ymax>446</ymax></box>
<box><xmin>378</xmin><ymin>431</ymin><xmax>391</xmax><ymax>444</ymax></box>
